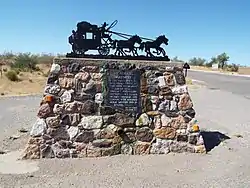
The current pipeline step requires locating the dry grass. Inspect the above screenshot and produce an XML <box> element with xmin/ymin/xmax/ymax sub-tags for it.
<box><xmin>238</xmin><ymin>67</ymin><xmax>250</xmax><ymax>75</ymax></box>
<box><xmin>0</xmin><ymin>64</ymin><xmax>50</xmax><ymax>97</ymax></box>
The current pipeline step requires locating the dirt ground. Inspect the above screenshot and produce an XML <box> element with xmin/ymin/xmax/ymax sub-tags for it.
<box><xmin>0</xmin><ymin>64</ymin><xmax>50</xmax><ymax>96</ymax></box>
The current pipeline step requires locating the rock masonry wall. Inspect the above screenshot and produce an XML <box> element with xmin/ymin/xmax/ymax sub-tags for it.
<box><xmin>22</xmin><ymin>58</ymin><xmax>206</xmax><ymax>159</ymax></box>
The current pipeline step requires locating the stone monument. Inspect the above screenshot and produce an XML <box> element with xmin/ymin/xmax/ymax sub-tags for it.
<box><xmin>22</xmin><ymin>58</ymin><xmax>205</xmax><ymax>159</ymax></box>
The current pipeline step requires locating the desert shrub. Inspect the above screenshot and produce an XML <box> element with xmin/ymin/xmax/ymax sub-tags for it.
<box><xmin>37</xmin><ymin>54</ymin><xmax>54</xmax><ymax>64</ymax></box>
<box><xmin>5</xmin><ymin>70</ymin><xmax>19</xmax><ymax>81</ymax></box>
<box><xmin>226</xmin><ymin>64</ymin><xmax>239</xmax><ymax>72</ymax></box>
<box><xmin>10</xmin><ymin>53</ymin><xmax>38</xmax><ymax>71</ymax></box>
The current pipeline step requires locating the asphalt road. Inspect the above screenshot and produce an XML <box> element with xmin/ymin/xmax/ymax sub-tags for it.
<box><xmin>188</xmin><ymin>70</ymin><xmax>250</xmax><ymax>98</ymax></box>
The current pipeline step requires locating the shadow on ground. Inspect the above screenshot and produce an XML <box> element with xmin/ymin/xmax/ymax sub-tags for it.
<box><xmin>200</xmin><ymin>131</ymin><xmax>231</xmax><ymax>152</ymax></box>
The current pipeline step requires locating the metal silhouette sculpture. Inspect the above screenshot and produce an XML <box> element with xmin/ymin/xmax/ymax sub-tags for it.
<box><xmin>113</xmin><ymin>35</ymin><xmax>142</xmax><ymax>56</ymax></box>
<box><xmin>139</xmin><ymin>35</ymin><xmax>169</xmax><ymax>57</ymax></box>
<box><xmin>66</xmin><ymin>20</ymin><xmax>170</xmax><ymax>61</ymax></box>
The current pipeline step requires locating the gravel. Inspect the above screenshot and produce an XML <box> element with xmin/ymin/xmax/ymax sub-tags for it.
<box><xmin>1</xmin><ymin>87</ymin><xmax>250</xmax><ymax>188</ymax></box>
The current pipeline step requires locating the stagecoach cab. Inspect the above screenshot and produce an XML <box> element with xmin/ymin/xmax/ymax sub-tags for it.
<box><xmin>80</xmin><ymin>30</ymin><xmax>101</xmax><ymax>49</ymax></box>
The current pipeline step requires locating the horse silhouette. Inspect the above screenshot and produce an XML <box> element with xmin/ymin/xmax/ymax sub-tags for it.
<box><xmin>139</xmin><ymin>35</ymin><xmax>169</xmax><ymax>57</ymax></box>
<box><xmin>113</xmin><ymin>35</ymin><xmax>142</xmax><ymax>56</ymax></box>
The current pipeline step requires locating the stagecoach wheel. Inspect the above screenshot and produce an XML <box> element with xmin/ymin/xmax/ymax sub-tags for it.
<box><xmin>98</xmin><ymin>44</ymin><xmax>110</xmax><ymax>56</ymax></box>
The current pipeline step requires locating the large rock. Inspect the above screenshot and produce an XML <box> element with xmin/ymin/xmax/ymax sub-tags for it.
<box><xmin>153</xmin><ymin>127</ymin><xmax>176</xmax><ymax>139</ymax></box>
<box><xmin>79</xmin><ymin>116</ymin><xmax>103</xmax><ymax>130</ymax></box>
<box><xmin>135</xmin><ymin>127</ymin><xmax>154</xmax><ymax>142</ymax></box>
<box><xmin>30</xmin><ymin>118</ymin><xmax>47</xmax><ymax>137</ymax></box>
<box><xmin>178</xmin><ymin>94</ymin><xmax>193</xmax><ymax>111</ymax></box>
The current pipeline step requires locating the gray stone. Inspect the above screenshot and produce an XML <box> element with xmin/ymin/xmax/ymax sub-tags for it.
<box><xmin>75</xmin><ymin>131</ymin><xmax>94</xmax><ymax>143</ymax></box>
<box><xmin>95</xmin><ymin>124</ymin><xmax>118</xmax><ymax>139</ymax></box>
<box><xmin>170</xmin><ymin>141</ymin><xmax>195</xmax><ymax>153</ymax></box>
<box><xmin>158</xmin><ymin>76</ymin><xmax>166</xmax><ymax>87</ymax></box>
<box><xmin>153</xmin><ymin>115</ymin><xmax>162</xmax><ymax>129</ymax></box>
<box><xmin>60</xmin><ymin>90</ymin><xmax>73</xmax><ymax>103</ymax></box>
<box><xmin>47</xmin><ymin>127</ymin><xmax>70</xmax><ymax>141</ymax></box>
<box><xmin>95</xmin><ymin>93</ymin><xmax>103</xmax><ymax>104</ymax></box>
<box><xmin>161</xmin><ymin>114</ymin><xmax>171</xmax><ymax>127</ymax></box>
<box><xmin>30</xmin><ymin>118</ymin><xmax>47</xmax><ymax>137</ymax></box>
<box><xmin>51</xmin><ymin>143</ymin><xmax>70</xmax><ymax>158</ymax></box>
<box><xmin>50</xmin><ymin>63</ymin><xmax>61</xmax><ymax>74</ymax></box>
<box><xmin>124</xmin><ymin>127</ymin><xmax>137</xmax><ymax>132</ymax></box>
<box><xmin>121</xmin><ymin>144</ymin><xmax>133</xmax><ymax>155</ymax></box>
<box><xmin>79</xmin><ymin>116</ymin><xmax>103</xmax><ymax>129</ymax></box>
<box><xmin>92</xmin><ymin>139</ymin><xmax>113</xmax><ymax>148</ymax></box>
<box><xmin>150</xmin><ymin>143</ymin><xmax>170</xmax><ymax>154</ymax></box>
<box><xmin>122</xmin><ymin>132</ymin><xmax>136</xmax><ymax>143</ymax></box>
<box><xmin>148</xmin><ymin>85</ymin><xmax>159</xmax><ymax>95</ymax></box>
<box><xmin>172</xmin><ymin>85</ymin><xmax>188</xmax><ymax>95</ymax></box>
<box><xmin>136</xmin><ymin>113</ymin><xmax>150</xmax><ymax>127</ymax></box>
<box><xmin>41</xmin><ymin>144</ymin><xmax>55</xmax><ymax>158</ymax></box>
<box><xmin>46</xmin><ymin>116</ymin><xmax>60</xmax><ymax>128</ymax></box>
<box><xmin>107</xmin><ymin>113</ymin><xmax>135</xmax><ymax>127</ymax></box>
<box><xmin>53</xmin><ymin>104</ymin><xmax>64</xmax><ymax>114</ymax></box>
<box><xmin>81</xmin><ymin>100</ymin><xmax>97</xmax><ymax>115</ymax></box>
<box><xmin>170</xmin><ymin>100</ymin><xmax>178</xmax><ymax>111</ymax></box>
<box><xmin>44</xmin><ymin>84</ymin><xmax>61</xmax><ymax>95</ymax></box>
<box><xmin>67</xmin><ymin>126</ymin><xmax>79</xmax><ymax>140</ymax></box>
<box><xmin>69</xmin><ymin>113</ymin><xmax>81</xmax><ymax>126</ymax></box>
<box><xmin>197</xmin><ymin>135</ymin><xmax>205</xmax><ymax>146</ymax></box>
<box><xmin>135</xmin><ymin>127</ymin><xmax>154</xmax><ymax>142</ymax></box>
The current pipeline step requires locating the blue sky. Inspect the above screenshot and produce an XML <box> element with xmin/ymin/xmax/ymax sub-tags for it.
<box><xmin>0</xmin><ymin>0</ymin><xmax>249</xmax><ymax>65</ymax></box>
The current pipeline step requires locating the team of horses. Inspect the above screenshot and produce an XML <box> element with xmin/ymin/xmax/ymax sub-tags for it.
<box><xmin>112</xmin><ymin>35</ymin><xmax>169</xmax><ymax>57</ymax></box>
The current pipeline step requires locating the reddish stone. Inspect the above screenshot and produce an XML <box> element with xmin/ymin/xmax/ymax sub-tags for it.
<box><xmin>75</xmin><ymin>71</ymin><xmax>90</xmax><ymax>82</ymax></box>
<box><xmin>59</xmin><ymin>74</ymin><xmax>74</xmax><ymax>89</ymax></box>
<box><xmin>170</xmin><ymin>115</ymin><xmax>187</xmax><ymax>129</ymax></box>
<box><xmin>178</xmin><ymin>94</ymin><xmax>193</xmax><ymax>111</ymax></box>
<box><xmin>133</xmin><ymin>142</ymin><xmax>151</xmax><ymax>155</ymax></box>
<box><xmin>37</xmin><ymin>103</ymin><xmax>52</xmax><ymax>118</ymax></box>
<box><xmin>164</xmin><ymin>73</ymin><xmax>175</xmax><ymax>86</ymax></box>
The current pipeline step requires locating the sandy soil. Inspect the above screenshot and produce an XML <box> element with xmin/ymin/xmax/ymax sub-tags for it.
<box><xmin>0</xmin><ymin>64</ymin><xmax>50</xmax><ymax>96</ymax></box>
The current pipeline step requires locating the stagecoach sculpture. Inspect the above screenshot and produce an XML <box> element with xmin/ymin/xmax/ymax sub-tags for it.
<box><xmin>66</xmin><ymin>20</ymin><xmax>170</xmax><ymax>61</ymax></box>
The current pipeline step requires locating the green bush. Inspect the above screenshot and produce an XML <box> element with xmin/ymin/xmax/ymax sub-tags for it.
<box><xmin>10</xmin><ymin>53</ymin><xmax>38</xmax><ymax>71</ymax></box>
<box><xmin>5</xmin><ymin>70</ymin><xmax>19</xmax><ymax>81</ymax></box>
